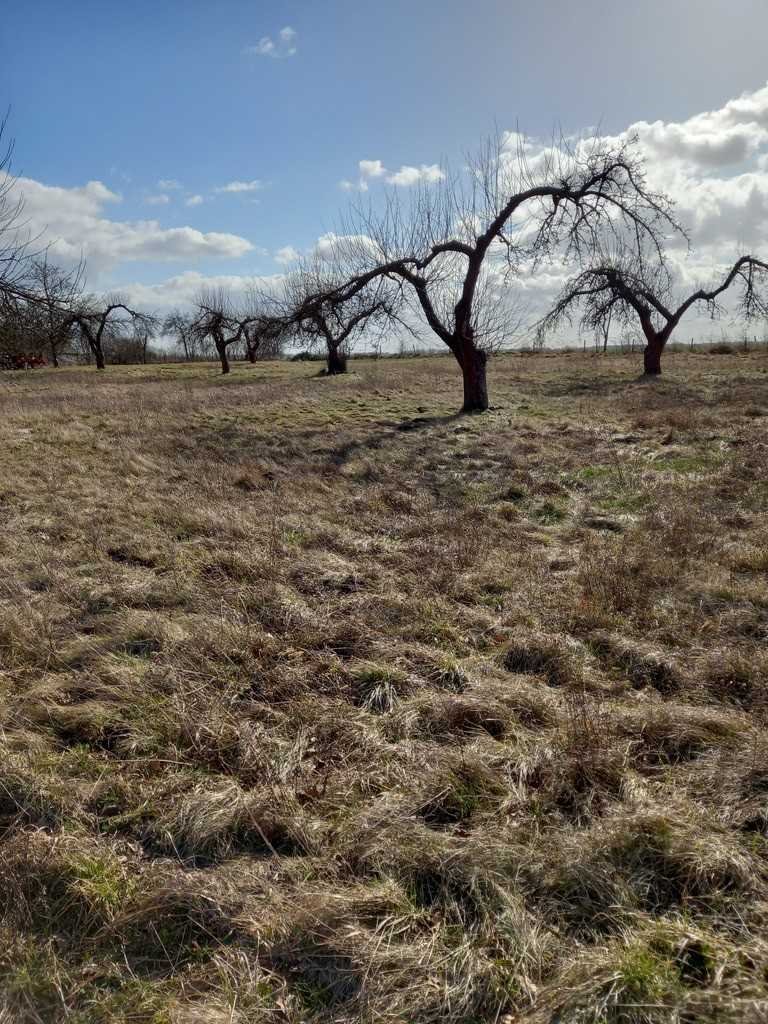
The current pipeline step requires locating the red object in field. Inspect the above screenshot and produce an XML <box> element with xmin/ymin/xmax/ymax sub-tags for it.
<box><xmin>0</xmin><ymin>352</ymin><xmax>48</xmax><ymax>370</ymax></box>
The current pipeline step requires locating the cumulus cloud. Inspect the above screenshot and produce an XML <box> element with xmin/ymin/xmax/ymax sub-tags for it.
<box><xmin>185</xmin><ymin>194</ymin><xmax>204</xmax><ymax>207</ymax></box>
<box><xmin>119</xmin><ymin>271</ymin><xmax>286</xmax><ymax>311</ymax></box>
<box><xmin>585</xmin><ymin>83</ymin><xmax>768</xmax><ymax>261</ymax></box>
<box><xmin>313</xmin><ymin>231</ymin><xmax>381</xmax><ymax>263</ymax></box>
<box><xmin>6</xmin><ymin>174</ymin><xmax>254</xmax><ymax>279</ymax></box>
<box><xmin>145</xmin><ymin>193</ymin><xmax>170</xmax><ymax>205</ymax></box>
<box><xmin>628</xmin><ymin>84</ymin><xmax>768</xmax><ymax>170</ymax></box>
<box><xmin>332</xmin><ymin>83</ymin><xmax>768</xmax><ymax>345</ymax></box>
<box><xmin>244</xmin><ymin>26</ymin><xmax>297</xmax><ymax>59</ymax></box>
<box><xmin>359</xmin><ymin>159</ymin><xmax>386</xmax><ymax>180</ymax></box>
<box><xmin>340</xmin><ymin>157</ymin><xmax>445</xmax><ymax>191</ymax></box>
<box><xmin>215</xmin><ymin>180</ymin><xmax>264</xmax><ymax>194</ymax></box>
<box><xmin>158</xmin><ymin>179</ymin><xmax>182</xmax><ymax>190</ymax></box>
<box><xmin>492</xmin><ymin>83</ymin><xmax>768</xmax><ymax>336</ymax></box>
<box><xmin>386</xmin><ymin>164</ymin><xmax>445</xmax><ymax>187</ymax></box>
<box><xmin>274</xmin><ymin>245</ymin><xmax>300</xmax><ymax>265</ymax></box>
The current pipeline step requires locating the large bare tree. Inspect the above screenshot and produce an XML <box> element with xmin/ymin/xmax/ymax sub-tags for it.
<box><xmin>297</xmin><ymin>134</ymin><xmax>681</xmax><ymax>411</ymax></box>
<box><xmin>27</xmin><ymin>255</ymin><xmax>86</xmax><ymax>366</ymax></box>
<box><xmin>67</xmin><ymin>297</ymin><xmax>156</xmax><ymax>370</ymax></box>
<box><xmin>0</xmin><ymin>115</ymin><xmax>32</xmax><ymax>302</ymax></box>
<box><xmin>539</xmin><ymin>249</ymin><xmax>768</xmax><ymax>374</ymax></box>
<box><xmin>190</xmin><ymin>287</ymin><xmax>257</xmax><ymax>375</ymax></box>
<box><xmin>283</xmin><ymin>257</ymin><xmax>404</xmax><ymax>374</ymax></box>
<box><xmin>241</xmin><ymin>284</ymin><xmax>288</xmax><ymax>363</ymax></box>
<box><xmin>190</xmin><ymin>286</ymin><xmax>287</xmax><ymax>373</ymax></box>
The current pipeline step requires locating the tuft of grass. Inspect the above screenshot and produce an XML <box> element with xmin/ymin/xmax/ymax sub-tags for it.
<box><xmin>502</xmin><ymin>632</ymin><xmax>582</xmax><ymax>687</ymax></box>
<box><xmin>350</xmin><ymin>662</ymin><xmax>411</xmax><ymax>713</ymax></box>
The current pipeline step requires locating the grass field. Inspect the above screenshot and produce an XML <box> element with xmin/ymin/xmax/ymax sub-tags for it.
<box><xmin>1</xmin><ymin>349</ymin><xmax>767</xmax><ymax>1023</ymax></box>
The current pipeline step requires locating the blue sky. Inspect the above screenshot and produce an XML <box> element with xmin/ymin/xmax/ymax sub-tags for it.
<box><xmin>2</xmin><ymin>0</ymin><xmax>768</xmax><ymax>321</ymax></box>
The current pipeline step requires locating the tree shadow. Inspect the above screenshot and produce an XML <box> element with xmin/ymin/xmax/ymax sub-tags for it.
<box><xmin>158</xmin><ymin>407</ymin><xmax>464</xmax><ymax>476</ymax></box>
<box><xmin>327</xmin><ymin>411</ymin><xmax>463</xmax><ymax>466</ymax></box>
<box><xmin>531</xmin><ymin>372</ymin><xmax>698</xmax><ymax>401</ymax></box>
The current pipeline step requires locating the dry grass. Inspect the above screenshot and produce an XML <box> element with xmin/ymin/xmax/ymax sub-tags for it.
<box><xmin>0</xmin><ymin>348</ymin><xmax>767</xmax><ymax>1022</ymax></box>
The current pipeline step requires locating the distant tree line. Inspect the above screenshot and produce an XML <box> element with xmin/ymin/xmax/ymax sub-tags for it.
<box><xmin>1</xmin><ymin>115</ymin><xmax>767</xmax><ymax>412</ymax></box>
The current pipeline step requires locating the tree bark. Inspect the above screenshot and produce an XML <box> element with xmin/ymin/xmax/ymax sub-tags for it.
<box><xmin>94</xmin><ymin>344</ymin><xmax>106</xmax><ymax>370</ymax></box>
<box><xmin>216</xmin><ymin>341</ymin><xmax>230</xmax><ymax>375</ymax></box>
<box><xmin>246</xmin><ymin>345</ymin><xmax>257</xmax><ymax>364</ymax></box>
<box><xmin>642</xmin><ymin>333</ymin><xmax>664</xmax><ymax>375</ymax></box>
<box><xmin>326</xmin><ymin>346</ymin><xmax>347</xmax><ymax>375</ymax></box>
<box><xmin>457</xmin><ymin>342</ymin><xmax>489</xmax><ymax>412</ymax></box>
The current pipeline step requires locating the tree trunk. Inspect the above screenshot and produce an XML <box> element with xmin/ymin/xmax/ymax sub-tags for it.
<box><xmin>642</xmin><ymin>333</ymin><xmax>664</xmax><ymax>375</ymax></box>
<box><xmin>457</xmin><ymin>342</ymin><xmax>489</xmax><ymax>412</ymax></box>
<box><xmin>326</xmin><ymin>346</ymin><xmax>347</xmax><ymax>375</ymax></box>
<box><xmin>94</xmin><ymin>344</ymin><xmax>106</xmax><ymax>370</ymax></box>
<box><xmin>246</xmin><ymin>344</ymin><xmax>257</xmax><ymax>364</ymax></box>
<box><xmin>216</xmin><ymin>341</ymin><xmax>230</xmax><ymax>375</ymax></box>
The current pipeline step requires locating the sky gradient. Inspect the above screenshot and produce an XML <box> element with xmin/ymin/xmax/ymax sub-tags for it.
<box><xmin>2</xmin><ymin>0</ymin><xmax>768</xmax><ymax>338</ymax></box>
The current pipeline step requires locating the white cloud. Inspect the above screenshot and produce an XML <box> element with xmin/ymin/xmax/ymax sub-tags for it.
<box><xmin>244</xmin><ymin>26</ymin><xmax>297</xmax><ymax>59</ymax></box>
<box><xmin>386</xmin><ymin>164</ymin><xmax>445</xmax><ymax>187</ymax></box>
<box><xmin>158</xmin><ymin>179</ymin><xmax>182</xmax><ymax>190</ymax></box>
<box><xmin>333</xmin><ymin>83</ymin><xmax>768</xmax><ymax>345</ymax></box>
<box><xmin>215</xmin><ymin>180</ymin><xmax>264</xmax><ymax>194</ymax></box>
<box><xmin>628</xmin><ymin>84</ymin><xmax>768</xmax><ymax>171</ymax></box>
<box><xmin>120</xmin><ymin>271</ymin><xmax>286</xmax><ymax>311</ymax></box>
<box><xmin>145</xmin><ymin>193</ymin><xmax>170</xmax><ymax>205</ymax></box>
<box><xmin>6</xmin><ymin>174</ymin><xmax>254</xmax><ymax>279</ymax></box>
<box><xmin>340</xmin><ymin>158</ymin><xmax>445</xmax><ymax>191</ymax></box>
<box><xmin>314</xmin><ymin>232</ymin><xmax>381</xmax><ymax>263</ymax></box>
<box><xmin>274</xmin><ymin>245</ymin><xmax>300</xmax><ymax>265</ymax></box>
<box><xmin>185</xmin><ymin>194</ymin><xmax>204</xmax><ymax>207</ymax></box>
<box><xmin>592</xmin><ymin>83</ymin><xmax>768</xmax><ymax>256</ymax></box>
<box><xmin>492</xmin><ymin>84</ymin><xmax>768</xmax><ymax>332</ymax></box>
<box><xmin>359</xmin><ymin>159</ymin><xmax>386</xmax><ymax>180</ymax></box>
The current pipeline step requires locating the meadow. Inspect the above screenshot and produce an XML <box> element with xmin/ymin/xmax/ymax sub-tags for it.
<box><xmin>0</xmin><ymin>349</ymin><xmax>767</xmax><ymax>1023</ymax></box>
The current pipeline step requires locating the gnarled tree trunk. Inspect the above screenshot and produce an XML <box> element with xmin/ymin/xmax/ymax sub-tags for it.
<box><xmin>94</xmin><ymin>343</ymin><xmax>106</xmax><ymax>371</ymax></box>
<box><xmin>455</xmin><ymin>338</ymin><xmax>488</xmax><ymax>412</ymax></box>
<box><xmin>640</xmin><ymin>316</ymin><xmax>665</xmax><ymax>376</ymax></box>
<box><xmin>216</xmin><ymin>339</ymin><xmax>230</xmax><ymax>375</ymax></box>
<box><xmin>326</xmin><ymin>345</ymin><xmax>347</xmax><ymax>375</ymax></box>
<box><xmin>643</xmin><ymin>339</ymin><xmax>663</xmax><ymax>375</ymax></box>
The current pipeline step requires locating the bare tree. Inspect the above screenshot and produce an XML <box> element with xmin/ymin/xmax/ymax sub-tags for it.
<box><xmin>0</xmin><ymin>114</ymin><xmax>33</xmax><ymax>302</ymax></box>
<box><xmin>242</xmin><ymin>317</ymin><xmax>286</xmax><ymax>363</ymax></box>
<box><xmin>540</xmin><ymin>248</ymin><xmax>768</xmax><ymax>374</ymax></box>
<box><xmin>0</xmin><ymin>288</ymin><xmax>36</xmax><ymax>366</ymax></box>
<box><xmin>298</xmin><ymin>133</ymin><xmax>680</xmax><ymax>411</ymax></box>
<box><xmin>190</xmin><ymin>286</ymin><xmax>262</xmax><ymax>375</ymax></box>
<box><xmin>283</xmin><ymin>257</ymin><xmax>404</xmax><ymax>374</ymax></box>
<box><xmin>164</xmin><ymin>309</ymin><xmax>197</xmax><ymax>361</ymax></box>
<box><xmin>67</xmin><ymin>297</ymin><xmax>156</xmax><ymax>370</ymax></box>
<box><xmin>133</xmin><ymin>319</ymin><xmax>152</xmax><ymax>364</ymax></box>
<box><xmin>241</xmin><ymin>284</ymin><xmax>289</xmax><ymax>363</ymax></box>
<box><xmin>26</xmin><ymin>255</ymin><xmax>86</xmax><ymax>366</ymax></box>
